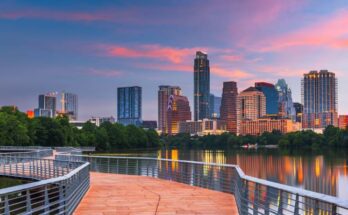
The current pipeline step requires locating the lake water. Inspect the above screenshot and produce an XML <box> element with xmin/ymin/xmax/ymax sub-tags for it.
<box><xmin>104</xmin><ymin>148</ymin><xmax>348</xmax><ymax>199</ymax></box>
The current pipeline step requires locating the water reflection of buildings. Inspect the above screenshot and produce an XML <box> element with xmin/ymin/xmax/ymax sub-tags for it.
<box><xmin>234</xmin><ymin>154</ymin><xmax>339</xmax><ymax>197</ymax></box>
<box><xmin>158</xmin><ymin>150</ymin><xmax>348</xmax><ymax>198</ymax></box>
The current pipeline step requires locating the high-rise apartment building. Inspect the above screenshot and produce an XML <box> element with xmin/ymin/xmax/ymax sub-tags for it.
<box><xmin>255</xmin><ymin>82</ymin><xmax>279</xmax><ymax>115</ymax></box>
<box><xmin>302</xmin><ymin>70</ymin><xmax>338</xmax><ymax>129</ymax></box>
<box><xmin>158</xmin><ymin>85</ymin><xmax>182</xmax><ymax>133</ymax></box>
<box><xmin>61</xmin><ymin>92</ymin><xmax>78</xmax><ymax>120</ymax></box>
<box><xmin>117</xmin><ymin>86</ymin><xmax>142</xmax><ymax>126</ymax></box>
<box><xmin>238</xmin><ymin>87</ymin><xmax>266</xmax><ymax>121</ymax></box>
<box><xmin>194</xmin><ymin>51</ymin><xmax>210</xmax><ymax>121</ymax></box>
<box><xmin>167</xmin><ymin>94</ymin><xmax>191</xmax><ymax>135</ymax></box>
<box><xmin>220</xmin><ymin>82</ymin><xmax>238</xmax><ymax>134</ymax></box>
<box><xmin>35</xmin><ymin>93</ymin><xmax>57</xmax><ymax>118</ymax></box>
<box><xmin>209</xmin><ymin>94</ymin><xmax>222</xmax><ymax>118</ymax></box>
<box><xmin>237</xmin><ymin>87</ymin><xmax>266</xmax><ymax>133</ymax></box>
<box><xmin>276</xmin><ymin>79</ymin><xmax>295</xmax><ymax>119</ymax></box>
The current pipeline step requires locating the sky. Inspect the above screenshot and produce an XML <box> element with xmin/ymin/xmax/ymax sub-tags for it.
<box><xmin>1</xmin><ymin>0</ymin><xmax>348</xmax><ymax>120</ymax></box>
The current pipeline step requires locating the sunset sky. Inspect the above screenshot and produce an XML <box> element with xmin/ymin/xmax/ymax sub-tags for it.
<box><xmin>1</xmin><ymin>0</ymin><xmax>348</xmax><ymax>120</ymax></box>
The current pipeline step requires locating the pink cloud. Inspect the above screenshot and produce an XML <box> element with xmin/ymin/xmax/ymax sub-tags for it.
<box><xmin>136</xmin><ymin>61</ymin><xmax>253</xmax><ymax>80</ymax></box>
<box><xmin>212</xmin><ymin>66</ymin><xmax>253</xmax><ymax>79</ymax></box>
<box><xmin>258</xmin><ymin>9</ymin><xmax>348</xmax><ymax>51</ymax></box>
<box><xmin>102</xmin><ymin>44</ymin><xmax>203</xmax><ymax>64</ymax></box>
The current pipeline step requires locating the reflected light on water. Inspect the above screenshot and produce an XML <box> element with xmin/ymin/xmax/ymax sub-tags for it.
<box><xmin>156</xmin><ymin>149</ymin><xmax>348</xmax><ymax>198</ymax></box>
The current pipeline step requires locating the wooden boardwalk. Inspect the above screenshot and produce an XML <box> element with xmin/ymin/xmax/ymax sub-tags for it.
<box><xmin>74</xmin><ymin>172</ymin><xmax>239</xmax><ymax>215</ymax></box>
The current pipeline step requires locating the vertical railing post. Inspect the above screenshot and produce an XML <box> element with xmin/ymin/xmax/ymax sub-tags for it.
<box><xmin>264</xmin><ymin>187</ymin><xmax>271</xmax><ymax>215</ymax></box>
<box><xmin>253</xmin><ymin>183</ymin><xmax>259</xmax><ymax>215</ymax></box>
<box><xmin>332</xmin><ymin>204</ymin><xmax>337</xmax><ymax>215</ymax></box>
<box><xmin>26</xmin><ymin>189</ymin><xmax>32</xmax><ymax>213</ymax></box>
<box><xmin>278</xmin><ymin>190</ymin><xmax>283</xmax><ymax>215</ymax></box>
<box><xmin>136</xmin><ymin>160</ymin><xmax>139</xmax><ymax>175</ymax></box>
<box><xmin>314</xmin><ymin>200</ymin><xmax>319</xmax><ymax>215</ymax></box>
<box><xmin>294</xmin><ymin>194</ymin><xmax>300</xmax><ymax>215</ymax></box>
<box><xmin>126</xmin><ymin>159</ymin><xmax>128</xmax><ymax>175</ymax></box>
<box><xmin>4</xmin><ymin>195</ymin><xmax>10</xmax><ymax>214</ymax></box>
<box><xmin>59</xmin><ymin>184</ymin><xmax>65</xmax><ymax>213</ymax></box>
<box><xmin>107</xmin><ymin>158</ymin><xmax>110</xmax><ymax>173</ymax></box>
<box><xmin>44</xmin><ymin>185</ymin><xmax>49</xmax><ymax>213</ymax></box>
<box><xmin>242</xmin><ymin>180</ymin><xmax>249</xmax><ymax>214</ymax></box>
<box><xmin>116</xmin><ymin>159</ymin><xmax>119</xmax><ymax>174</ymax></box>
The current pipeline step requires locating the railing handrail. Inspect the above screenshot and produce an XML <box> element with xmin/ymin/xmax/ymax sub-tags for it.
<box><xmin>65</xmin><ymin>154</ymin><xmax>348</xmax><ymax>209</ymax></box>
<box><xmin>0</xmin><ymin>161</ymin><xmax>89</xmax><ymax>195</ymax></box>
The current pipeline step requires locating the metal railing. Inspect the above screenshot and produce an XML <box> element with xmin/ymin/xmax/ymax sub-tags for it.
<box><xmin>56</xmin><ymin>154</ymin><xmax>348</xmax><ymax>215</ymax></box>
<box><xmin>0</xmin><ymin>146</ymin><xmax>53</xmax><ymax>158</ymax></box>
<box><xmin>0</xmin><ymin>156</ymin><xmax>89</xmax><ymax>214</ymax></box>
<box><xmin>55</xmin><ymin>147</ymin><xmax>95</xmax><ymax>153</ymax></box>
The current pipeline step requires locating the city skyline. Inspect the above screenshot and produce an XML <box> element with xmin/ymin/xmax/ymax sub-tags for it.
<box><xmin>1</xmin><ymin>1</ymin><xmax>348</xmax><ymax>120</ymax></box>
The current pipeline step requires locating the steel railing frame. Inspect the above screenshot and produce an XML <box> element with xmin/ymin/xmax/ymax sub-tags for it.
<box><xmin>56</xmin><ymin>154</ymin><xmax>348</xmax><ymax>215</ymax></box>
<box><xmin>0</xmin><ymin>155</ymin><xmax>89</xmax><ymax>215</ymax></box>
<box><xmin>0</xmin><ymin>146</ymin><xmax>53</xmax><ymax>159</ymax></box>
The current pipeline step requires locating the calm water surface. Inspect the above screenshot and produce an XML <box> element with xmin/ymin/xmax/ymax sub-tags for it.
<box><xmin>103</xmin><ymin>148</ymin><xmax>348</xmax><ymax>199</ymax></box>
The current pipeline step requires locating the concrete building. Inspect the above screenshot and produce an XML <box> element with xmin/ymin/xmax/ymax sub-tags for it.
<box><xmin>194</xmin><ymin>51</ymin><xmax>210</xmax><ymax>121</ymax></box>
<box><xmin>167</xmin><ymin>94</ymin><xmax>191</xmax><ymax>135</ymax></box>
<box><xmin>117</xmin><ymin>86</ymin><xmax>142</xmax><ymax>126</ymax></box>
<box><xmin>239</xmin><ymin>117</ymin><xmax>301</xmax><ymax>136</ymax></box>
<box><xmin>158</xmin><ymin>86</ymin><xmax>182</xmax><ymax>133</ymax></box>
<box><xmin>237</xmin><ymin>87</ymin><xmax>266</xmax><ymax>134</ymax></box>
<box><xmin>339</xmin><ymin>115</ymin><xmax>348</xmax><ymax>129</ymax></box>
<box><xmin>179</xmin><ymin>118</ymin><xmax>227</xmax><ymax>136</ymax></box>
<box><xmin>302</xmin><ymin>70</ymin><xmax>338</xmax><ymax>129</ymax></box>
<box><xmin>36</xmin><ymin>93</ymin><xmax>57</xmax><ymax>118</ymax></box>
<box><xmin>220</xmin><ymin>81</ymin><xmax>238</xmax><ymax>134</ymax></box>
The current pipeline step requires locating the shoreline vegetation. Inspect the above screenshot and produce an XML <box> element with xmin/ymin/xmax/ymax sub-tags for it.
<box><xmin>1</xmin><ymin>106</ymin><xmax>348</xmax><ymax>152</ymax></box>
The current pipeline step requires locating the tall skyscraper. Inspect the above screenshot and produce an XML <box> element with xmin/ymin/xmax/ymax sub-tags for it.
<box><xmin>237</xmin><ymin>87</ymin><xmax>266</xmax><ymax>133</ymax></box>
<box><xmin>158</xmin><ymin>85</ymin><xmax>182</xmax><ymax>133</ymax></box>
<box><xmin>302</xmin><ymin>70</ymin><xmax>338</xmax><ymax>129</ymax></box>
<box><xmin>255</xmin><ymin>82</ymin><xmax>279</xmax><ymax>115</ymax></box>
<box><xmin>167</xmin><ymin>94</ymin><xmax>191</xmax><ymax>135</ymax></box>
<box><xmin>209</xmin><ymin>94</ymin><xmax>222</xmax><ymax>118</ymax></box>
<box><xmin>194</xmin><ymin>51</ymin><xmax>210</xmax><ymax>121</ymax></box>
<box><xmin>220</xmin><ymin>82</ymin><xmax>238</xmax><ymax>134</ymax></box>
<box><xmin>117</xmin><ymin>86</ymin><xmax>142</xmax><ymax>126</ymax></box>
<box><xmin>275</xmin><ymin>79</ymin><xmax>296</xmax><ymax>119</ymax></box>
<box><xmin>35</xmin><ymin>93</ymin><xmax>57</xmax><ymax>118</ymax></box>
<box><xmin>61</xmin><ymin>92</ymin><xmax>78</xmax><ymax>120</ymax></box>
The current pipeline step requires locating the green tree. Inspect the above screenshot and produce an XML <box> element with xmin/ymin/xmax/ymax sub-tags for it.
<box><xmin>0</xmin><ymin>112</ymin><xmax>30</xmax><ymax>146</ymax></box>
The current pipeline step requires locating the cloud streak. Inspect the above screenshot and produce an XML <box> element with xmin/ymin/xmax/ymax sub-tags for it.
<box><xmin>102</xmin><ymin>44</ymin><xmax>202</xmax><ymax>64</ymax></box>
<box><xmin>257</xmin><ymin>9</ymin><xmax>348</xmax><ymax>51</ymax></box>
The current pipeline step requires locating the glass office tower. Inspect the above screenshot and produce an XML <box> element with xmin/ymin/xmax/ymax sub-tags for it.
<box><xmin>255</xmin><ymin>82</ymin><xmax>279</xmax><ymax>115</ymax></box>
<box><xmin>62</xmin><ymin>92</ymin><xmax>78</xmax><ymax>120</ymax></box>
<box><xmin>194</xmin><ymin>51</ymin><xmax>210</xmax><ymax>121</ymax></box>
<box><xmin>117</xmin><ymin>86</ymin><xmax>142</xmax><ymax>126</ymax></box>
